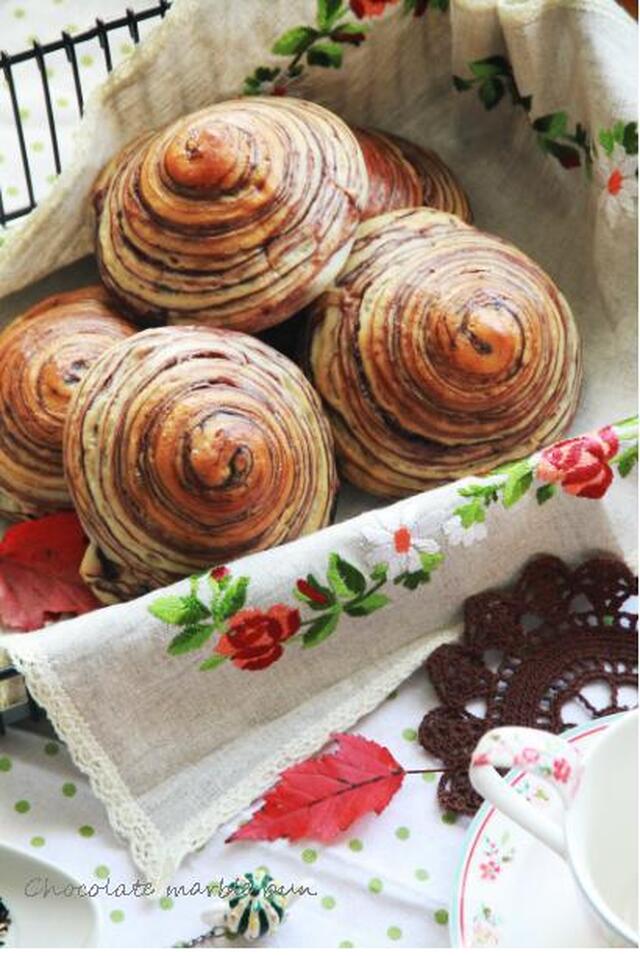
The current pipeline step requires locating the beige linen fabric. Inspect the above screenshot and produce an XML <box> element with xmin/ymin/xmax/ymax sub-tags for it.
<box><xmin>0</xmin><ymin>0</ymin><xmax>636</xmax><ymax>885</ymax></box>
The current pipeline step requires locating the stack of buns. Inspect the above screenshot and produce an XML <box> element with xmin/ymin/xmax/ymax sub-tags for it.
<box><xmin>0</xmin><ymin>97</ymin><xmax>582</xmax><ymax>603</ymax></box>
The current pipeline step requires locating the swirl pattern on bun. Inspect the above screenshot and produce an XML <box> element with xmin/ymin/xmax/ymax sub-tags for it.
<box><xmin>304</xmin><ymin>208</ymin><xmax>582</xmax><ymax>497</ymax></box>
<box><xmin>0</xmin><ymin>287</ymin><xmax>136</xmax><ymax>519</ymax></box>
<box><xmin>64</xmin><ymin>326</ymin><xmax>338</xmax><ymax>602</ymax></box>
<box><xmin>354</xmin><ymin>127</ymin><xmax>472</xmax><ymax>222</ymax></box>
<box><xmin>93</xmin><ymin>98</ymin><xmax>369</xmax><ymax>333</ymax></box>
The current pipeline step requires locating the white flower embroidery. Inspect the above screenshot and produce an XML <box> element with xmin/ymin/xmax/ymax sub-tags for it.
<box><xmin>442</xmin><ymin>514</ymin><xmax>488</xmax><ymax>547</ymax></box>
<box><xmin>361</xmin><ymin>513</ymin><xmax>439</xmax><ymax>576</ymax></box>
<box><xmin>596</xmin><ymin>144</ymin><xmax>638</xmax><ymax>222</ymax></box>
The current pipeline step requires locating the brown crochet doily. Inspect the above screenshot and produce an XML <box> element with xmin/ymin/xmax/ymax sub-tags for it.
<box><xmin>419</xmin><ymin>555</ymin><xmax>638</xmax><ymax>816</ymax></box>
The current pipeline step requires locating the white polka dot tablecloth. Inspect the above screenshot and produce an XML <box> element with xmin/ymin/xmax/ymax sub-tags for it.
<box><xmin>0</xmin><ymin>669</ymin><xmax>466</xmax><ymax>948</ymax></box>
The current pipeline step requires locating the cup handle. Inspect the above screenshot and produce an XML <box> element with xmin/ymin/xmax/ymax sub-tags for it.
<box><xmin>469</xmin><ymin>726</ymin><xmax>583</xmax><ymax>858</ymax></box>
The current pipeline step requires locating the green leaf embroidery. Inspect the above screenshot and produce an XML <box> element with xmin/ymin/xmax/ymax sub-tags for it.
<box><xmin>149</xmin><ymin>594</ymin><xmax>210</xmax><ymax>626</ymax></box>
<box><xmin>345</xmin><ymin>593</ymin><xmax>391</xmax><ymax>616</ymax></box>
<box><xmin>307</xmin><ymin>41</ymin><xmax>343</xmax><ymax>68</ymax></box>
<box><xmin>536</xmin><ymin>483</ymin><xmax>556</xmax><ymax>505</ymax></box>
<box><xmin>458</xmin><ymin>482</ymin><xmax>501</xmax><ymax>505</ymax></box>
<box><xmin>623</xmin><ymin>121</ymin><xmax>638</xmax><ymax>155</ymax></box>
<box><xmin>420</xmin><ymin>550</ymin><xmax>444</xmax><ymax>573</ymax></box>
<box><xmin>396</xmin><ymin>569</ymin><xmax>430</xmax><ymax>590</ymax></box>
<box><xmin>272</xmin><ymin>26</ymin><xmax>319</xmax><ymax>56</ymax></box>
<box><xmin>217</xmin><ymin>576</ymin><xmax>250</xmax><ymax>622</ymax></box>
<box><xmin>615</xmin><ymin>444</ymin><xmax>638</xmax><ymax>478</ymax></box>
<box><xmin>532</xmin><ymin>112</ymin><xmax>568</xmax><ymax>138</ymax></box>
<box><xmin>327</xmin><ymin>552</ymin><xmax>366</xmax><ymax>598</ymax></box>
<box><xmin>317</xmin><ymin>0</ymin><xmax>345</xmax><ymax>30</ymax></box>
<box><xmin>199</xmin><ymin>654</ymin><xmax>227</xmax><ymax>672</ymax></box>
<box><xmin>470</xmin><ymin>58</ymin><xmax>506</xmax><ymax>79</ymax></box>
<box><xmin>243</xmin><ymin>65</ymin><xmax>280</xmax><ymax>95</ymax></box>
<box><xmin>502</xmin><ymin>465</ymin><xmax>534</xmax><ymax>508</ymax></box>
<box><xmin>454</xmin><ymin>500</ymin><xmax>486</xmax><ymax>528</ymax></box>
<box><xmin>370</xmin><ymin>562</ymin><xmax>389</xmax><ymax>583</ymax></box>
<box><xmin>302</xmin><ymin>611</ymin><xmax>341</xmax><ymax>648</ymax></box>
<box><xmin>453</xmin><ymin>75</ymin><xmax>473</xmax><ymax>91</ymax></box>
<box><xmin>168</xmin><ymin>624</ymin><xmax>215</xmax><ymax>655</ymax></box>
<box><xmin>479</xmin><ymin>77</ymin><xmax>504</xmax><ymax>110</ymax></box>
<box><xmin>330</xmin><ymin>21</ymin><xmax>368</xmax><ymax>44</ymax></box>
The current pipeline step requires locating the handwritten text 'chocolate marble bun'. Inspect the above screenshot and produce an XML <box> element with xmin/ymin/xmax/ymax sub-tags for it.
<box><xmin>304</xmin><ymin>208</ymin><xmax>582</xmax><ymax>497</ymax></box>
<box><xmin>353</xmin><ymin>128</ymin><xmax>472</xmax><ymax>222</ymax></box>
<box><xmin>0</xmin><ymin>287</ymin><xmax>136</xmax><ymax>520</ymax></box>
<box><xmin>63</xmin><ymin>326</ymin><xmax>338</xmax><ymax>603</ymax></box>
<box><xmin>93</xmin><ymin>97</ymin><xmax>369</xmax><ymax>333</ymax></box>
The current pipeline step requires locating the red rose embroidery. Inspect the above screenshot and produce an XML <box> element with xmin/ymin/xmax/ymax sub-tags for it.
<box><xmin>350</xmin><ymin>0</ymin><xmax>399</xmax><ymax>18</ymax></box>
<box><xmin>536</xmin><ymin>427</ymin><xmax>620</xmax><ymax>499</ymax></box>
<box><xmin>216</xmin><ymin>605</ymin><xmax>301</xmax><ymax>670</ymax></box>
<box><xmin>296</xmin><ymin>578</ymin><xmax>330</xmax><ymax>606</ymax></box>
<box><xmin>211</xmin><ymin>566</ymin><xmax>230</xmax><ymax>581</ymax></box>
<box><xmin>552</xmin><ymin>757</ymin><xmax>571</xmax><ymax>784</ymax></box>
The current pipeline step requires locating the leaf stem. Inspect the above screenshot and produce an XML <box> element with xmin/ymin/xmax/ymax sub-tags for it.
<box><xmin>343</xmin><ymin>579</ymin><xmax>385</xmax><ymax>611</ymax></box>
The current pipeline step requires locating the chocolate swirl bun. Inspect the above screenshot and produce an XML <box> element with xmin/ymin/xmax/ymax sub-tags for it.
<box><xmin>93</xmin><ymin>98</ymin><xmax>368</xmax><ymax>333</ymax></box>
<box><xmin>354</xmin><ymin>128</ymin><xmax>472</xmax><ymax>222</ymax></box>
<box><xmin>63</xmin><ymin>327</ymin><xmax>337</xmax><ymax>602</ymax></box>
<box><xmin>0</xmin><ymin>287</ymin><xmax>136</xmax><ymax>519</ymax></box>
<box><xmin>305</xmin><ymin>208</ymin><xmax>582</xmax><ymax>497</ymax></box>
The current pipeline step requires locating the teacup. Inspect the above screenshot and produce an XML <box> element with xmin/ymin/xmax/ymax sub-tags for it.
<box><xmin>469</xmin><ymin>710</ymin><xmax>638</xmax><ymax>947</ymax></box>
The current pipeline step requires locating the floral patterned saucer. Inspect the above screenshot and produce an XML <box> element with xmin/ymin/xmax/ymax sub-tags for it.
<box><xmin>449</xmin><ymin>714</ymin><xmax>622</xmax><ymax>947</ymax></box>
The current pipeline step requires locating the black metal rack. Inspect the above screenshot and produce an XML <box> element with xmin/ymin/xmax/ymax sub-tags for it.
<box><xmin>0</xmin><ymin>1</ymin><xmax>172</xmax><ymax>228</ymax></box>
<box><xmin>0</xmin><ymin>4</ymin><xmax>174</xmax><ymax>731</ymax></box>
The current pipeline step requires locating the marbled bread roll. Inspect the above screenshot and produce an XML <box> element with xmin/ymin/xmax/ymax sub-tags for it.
<box><xmin>93</xmin><ymin>97</ymin><xmax>369</xmax><ymax>333</ymax></box>
<box><xmin>63</xmin><ymin>326</ymin><xmax>338</xmax><ymax>603</ymax></box>
<box><xmin>304</xmin><ymin>208</ymin><xmax>582</xmax><ymax>497</ymax></box>
<box><xmin>0</xmin><ymin>287</ymin><xmax>136</xmax><ymax>519</ymax></box>
<box><xmin>354</xmin><ymin>127</ymin><xmax>472</xmax><ymax>222</ymax></box>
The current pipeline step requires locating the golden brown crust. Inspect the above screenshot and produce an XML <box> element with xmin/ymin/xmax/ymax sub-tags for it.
<box><xmin>353</xmin><ymin>128</ymin><xmax>423</xmax><ymax>219</ymax></box>
<box><xmin>0</xmin><ymin>286</ymin><xmax>136</xmax><ymax>519</ymax></box>
<box><xmin>305</xmin><ymin>208</ymin><xmax>582</xmax><ymax>497</ymax></box>
<box><xmin>63</xmin><ymin>326</ymin><xmax>338</xmax><ymax>602</ymax></box>
<box><xmin>354</xmin><ymin>127</ymin><xmax>473</xmax><ymax>223</ymax></box>
<box><xmin>93</xmin><ymin>97</ymin><xmax>369</xmax><ymax>333</ymax></box>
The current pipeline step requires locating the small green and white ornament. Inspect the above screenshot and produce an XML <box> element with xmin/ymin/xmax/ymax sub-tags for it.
<box><xmin>177</xmin><ymin>868</ymin><xmax>289</xmax><ymax>947</ymax></box>
<box><xmin>225</xmin><ymin>868</ymin><xmax>288</xmax><ymax>941</ymax></box>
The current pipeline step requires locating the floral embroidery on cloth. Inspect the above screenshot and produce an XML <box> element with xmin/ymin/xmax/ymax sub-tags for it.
<box><xmin>243</xmin><ymin>0</ymin><xmax>447</xmax><ymax>96</ymax></box>
<box><xmin>453</xmin><ymin>54</ymin><xmax>638</xmax><ymax>200</ymax></box>
<box><xmin>149</xmin><ymin>418</ymin><xmax>637</xmax><ymax>672</ymax></box>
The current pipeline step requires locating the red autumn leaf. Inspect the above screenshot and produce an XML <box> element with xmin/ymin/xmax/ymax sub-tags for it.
<box><xmin>228</xmin><ymin>733</ymin><xmax>405</xmax><ymax>843</ymax></box>
<box><xmin>0</xmin><ymin>512</ymin><xmax>100</xmax><ymax>631</ymax></box>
